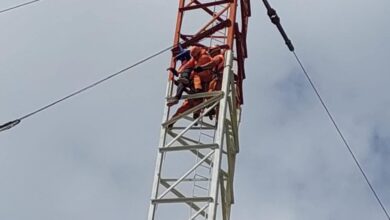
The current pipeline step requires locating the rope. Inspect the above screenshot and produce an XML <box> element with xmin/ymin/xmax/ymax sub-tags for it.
<box><xmin>292</xmin><ymin>51</ymin><xmax>390</xmax><ymax>220</ymax></box>
<box><xmin>259</xmin><ymin>0</ymin><xmax>389</xmax><ymax>216</ymax></box>
<box><xmin>0</xmin><ymin>0</ymin><xmax>40</xmax><ymax>14</ymax></box>
<box><xmin>0</xmin><ymin>45</ymin><xmax>173</xmax><ymax>132</ymax></box>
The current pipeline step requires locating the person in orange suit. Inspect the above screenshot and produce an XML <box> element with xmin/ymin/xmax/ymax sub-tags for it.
<box><xmin>168</xmin><ymin>98</ymin><xmax>203</xmax><ymax>128</ymax></box>
<box><xmin>194</xmin><ymin>47</ymin><xmax>225</xmax><ymax>92</ymax></box>
<box><xmin>193</xmin><ymin>47</ymin><xmax>225</xmax><ymax>119</ymax></box>
<box><xmin>167</xmin><ymin>46</ymin><xmax>212</xmax><ymax>107</ymax></box>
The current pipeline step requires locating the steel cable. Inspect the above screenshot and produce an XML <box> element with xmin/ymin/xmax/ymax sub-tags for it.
<box><xmin>259</xmin><ymin>0</ymin><xmax>389</xmax><ymax>217</ymax></box>
<box><xmin>0</xmin><ymin>0</ymin><xmax>40</xmax><ymax>14</ymax></box>
<box><xmin>292</xmin><ymin>50</ymin><xmax>390</xmax><ymax>220</ymax></box>
<box><xmin>0</xmin><ymin>45</ymin><xmax>173</xmax><ymax>132</ymax></box>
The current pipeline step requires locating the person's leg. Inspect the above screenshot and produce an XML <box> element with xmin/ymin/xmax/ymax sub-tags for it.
<box><xmin>177</xmin><ymin>69</ymin><xmax>191</xmax><ymax>85</ymax></box>
<box><xmin>168</xmin><ymin>100</ymin><xmax>192</xmax><ymax>128</ymax></box>
<box><xmin>167</xmin><ymin>83</ymin><xmax>186</xmax><ymax>106</ymax></box>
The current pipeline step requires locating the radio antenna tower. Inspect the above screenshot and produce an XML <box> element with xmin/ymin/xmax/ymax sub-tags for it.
<box><xmin>148</xmin><ymin>1</ymin><xmax>250</xmax><ymax>219</ymax></box>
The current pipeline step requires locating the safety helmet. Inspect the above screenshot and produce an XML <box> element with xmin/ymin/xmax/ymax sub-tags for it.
<box><xmin>175</xmin><ymin>48</ymin><xmax>191</xmax><ymax>62</ymax></box>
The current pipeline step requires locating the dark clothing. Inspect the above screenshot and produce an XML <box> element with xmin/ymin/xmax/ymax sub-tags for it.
<box><xmin>174</xmin><ymin>68</ymin><xmax>193</xmax><ymax>99</ymax></box>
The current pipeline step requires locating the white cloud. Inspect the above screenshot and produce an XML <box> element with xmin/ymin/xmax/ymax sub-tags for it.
<box><xmin>0</xmin><ymin>0</ymin><xmax>389</xmax><ymax>219</ymax></box>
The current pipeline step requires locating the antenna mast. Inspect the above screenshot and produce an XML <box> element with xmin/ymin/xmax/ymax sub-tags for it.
<box><xmin>148</xmin><ymin>1</ymin><xmax>250</xmax><ymax>219</ymax></box>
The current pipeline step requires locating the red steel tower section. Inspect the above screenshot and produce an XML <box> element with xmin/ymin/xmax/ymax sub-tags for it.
<box><xmin>170</xmin><ymin>0</ymin><xmax>251</xmax><ymax>105</ymax></box>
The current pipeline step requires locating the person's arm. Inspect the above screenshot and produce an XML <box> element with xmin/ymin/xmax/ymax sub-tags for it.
<box><xmin>194</xmin><ymin>56</ymin><xmax>222</xmax><ymax>72</ymax></box>
<box><xmin>178</xmin><ymin>58</ymin><xmax>195</xmax><ymax>73</ymax></box>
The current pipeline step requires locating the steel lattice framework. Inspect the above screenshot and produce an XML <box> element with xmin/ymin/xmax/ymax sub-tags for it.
<box><xmin>148</xmin><ymin>1</ymin><xmax>251</xmax><ymax>219</ymax></box>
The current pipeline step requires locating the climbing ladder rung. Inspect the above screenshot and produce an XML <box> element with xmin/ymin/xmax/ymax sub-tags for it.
<box><xmin>213</xmin><ymin>38</ymin><xmax>225</xmax><ymax>44</ymax></box>
<box><xmin>194</xmin><ymin>184</ymin><xmax>209</xmax><ymax>191</ymax></box>
<box><xmin>194</xmin><ymin>173</ymin><xmax>209</xmax><ymax>179</ymax></box>
<box><xmin>215</xmin><ymin>4</ymin><xmax>227</xmax><ymax>10</ymax></box>
<box><xmin>200</xmin><ymin>163</ymin><xmax>212</xmax><ymax>169</ymax></box>
<box><xmin>200</xmin><ymin>132</ymin><xmax>215</xmax><ymax>139</ymax></box>
<box><xmin>162</xmin><ymin>93</ymin><xmax>223</xmax><ymax>128</ymax></box>
<box><xmin>182</xmin><ymin>116</ymin><xmax>216</xmax><ymax>128</ymax></box>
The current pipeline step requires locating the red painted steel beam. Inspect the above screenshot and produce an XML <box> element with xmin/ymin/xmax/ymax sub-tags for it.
<box><xmin>240</xmin><ymin>7</ymin><xmax>249</xmax><ymax>57</ymax></box>
<box><xmin>239</xmin><ymin>0</ymin><xmax>251</xmax><ymax>58</ymax></box>
<box><xmin>193</xmin><ymin>0</ymin><xmax>224</xmax><ymax>22</ymax></box>
<box><xmin>194</xmin><ymin>5</ymin><xmax>230</xmax><ymax>35</ymax></box>
<box><xmin>180</xmin><ymin>0</ymin><xmax>231</xmax><ymax>11</ymax></box>
<box><xmin>241</xmin><ymin>0</ymin><xmax>251</xmax><ymax>16</ymax></box>
<box><xmin>168</xmin><ymin>0</ymin><xmax>186</xmax><ymax>82</ymax></box>
<box><xmin>172</xmin><ymin>19</ymin><xmax>232</xmax><ymax>55</ymax></box>
<box><xmin>169</xmin><ymin>0</ymin><xmax>251</xmax><ymax>106</ymax></box>
<box><xmin>184</xmin><ymin>0</ymin><xmax>197</xmax><ymax>7</ymax></box>
<box><xmin>226</xmin><ymin>0</ymin><xmax>239</xmax><ymax>48</ymax></box>
<box><xmin>235</xmin><ymin>23</ymin><xmax>246</xmax><ymax>104</ymax></box>
<box><xmin>180</xmin><ymin>34</ymin><xmax>227</xmax><ymax>39</ymax></box>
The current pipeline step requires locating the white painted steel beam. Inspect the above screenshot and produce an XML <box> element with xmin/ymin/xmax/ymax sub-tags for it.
<box><xmin>206</xmin><ymin>50</ymin><xmax>234</xmax><ymax>220</ymax></box>
<box><xmin>152</xmin><ymin>197</ymin><xmax>213</xmax><ymax>204</ymax></box>
<box><xmin>159</xmin><ymin>144</ymin><xmax>218</xmax><ymax>152</ymax></box>
<box><xmin>148</xmin><ymin>49</ymin><xmax>239</xmax><ymax>220</ymax></box>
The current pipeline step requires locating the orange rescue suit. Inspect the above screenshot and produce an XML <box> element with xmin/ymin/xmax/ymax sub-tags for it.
<box><xmin>208</xmin><ymin>54</ymin><xmax>225</xmax><ymax>92</ymax></box>
<box><xmin>179</xmin><ymin>47</ymin><xmax>212</xmax><ymax>91</ymax></box>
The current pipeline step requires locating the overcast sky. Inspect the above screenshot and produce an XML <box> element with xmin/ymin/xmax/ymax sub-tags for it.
<box><xmin>0</xmin><ymin>0</ymin><xmax>389</xmax><ymax>219</ymax></box>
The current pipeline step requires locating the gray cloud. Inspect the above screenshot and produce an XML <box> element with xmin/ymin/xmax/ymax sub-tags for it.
<box><xmin>0</xmin><ymin>0</ymin><xmax>389</xmax><ymax>220</ymax></box>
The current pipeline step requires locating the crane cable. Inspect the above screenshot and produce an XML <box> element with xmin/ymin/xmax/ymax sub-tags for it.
<box><xmin>292</xmin><ymin>50</ymin><xmax>390</xmax><ymax>220</ymax></box>
<box><xmin>0</xmin><ymin>0</ymin><xmax>40</xmax><ymax>14</ymax></box>
<box><xmin>260</xmin><ymin>0</ymin><xmax>390</xmax><ymax>219</ymax></box>
<box><xmin>0</xmin><ymin>45</ymin><xmax>173</xmax><ymax>132</ymax></box>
